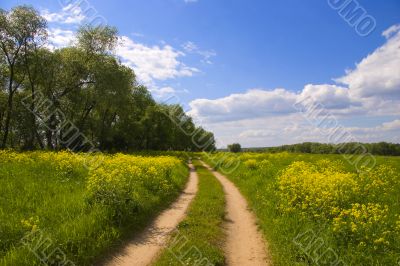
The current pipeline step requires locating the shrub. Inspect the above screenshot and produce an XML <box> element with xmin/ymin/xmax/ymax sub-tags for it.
<box><xmin>86</xmin><ymin>154</ymin><xmax>183</xmax><ymax>224</ymax></box>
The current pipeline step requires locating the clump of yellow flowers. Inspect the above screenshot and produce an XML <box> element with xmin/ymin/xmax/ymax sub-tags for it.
<box><xmin>86</xmin><ymin>154</ymin><xmax>183</xmax><ymax>222</ymax></box>
<box><xmin>0</xmin><ymin>150</ymin><xmax>85</xmax><ymax>178</ymax></box>
<box><xmin>278</xmin><ymin>160</ymin><xmax>400</xmax><ymax>251</ymax></box>
<box><xmin>0</xmin><ymin>149</ymin><xmax>33</xmax><ymax>163</ymax></box>
<box><xmin>21</xmin><ymin>216</ymin><xmax>40</xmax><ymax>232</ymax></box>
<box><xmin>1</xmin><ymin>150</ymin><xmax>186</xmax><ymax>225</ymax></box>
<box><xmin>244</xmin><ymin>159</ymin><xmax>258</xmax><ymax>169</ymax></box>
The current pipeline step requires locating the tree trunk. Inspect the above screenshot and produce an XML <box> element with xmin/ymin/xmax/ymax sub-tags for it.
<box><xmin>35</xmin><ymin>129</ymin><xmax>44</xmax><ymax>149</ymax></box>
<box><xmin>24</xmin><ymin>46</ymin><xmax>39</xmax><ymax>150</ymax></box>
<box><xmin>46</xmin><ymin>129</ymin><xmax>53</xmax><ymax>150</ymax></box>
<box><xmin>2</xmin><ymin>79</ymin><xmax>14</xmax><ymax>148</ymax></box>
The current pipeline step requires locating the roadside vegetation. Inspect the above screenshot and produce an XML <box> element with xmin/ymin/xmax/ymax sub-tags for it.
<box><xmin>0</xmin><ymin>150</ymin><xmax>188</xmax><ymax>265</ymax></box>
<box><xmin>155</xmin><ymin>159</ymin><xmax>226</xmax><ymax>266</ymax></box>
<box><xmin>204</xmin><ymin>152</ymin><xmax>400</xmax><ymax>265</ymax></box>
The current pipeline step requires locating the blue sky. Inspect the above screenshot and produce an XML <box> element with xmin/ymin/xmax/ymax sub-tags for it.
<box><xmin>2</xmin><ymin>0</ymin><xmax>400</xmax><ymax>147</ymax></box>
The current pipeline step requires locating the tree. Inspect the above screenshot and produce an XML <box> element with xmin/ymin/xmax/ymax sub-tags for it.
<box><xmin>77</xmin><ymin>25</ymin><xmax>118</xmax><ymax>55</ymax></box>
<box><xmin>0</xmin><ymin>58</ymin><xmax>6</xmax><ymax>136</ymax></box>
<box><xmin>0</xmin><ymin>5</ymin><xmax>216</xmax><ymax>153</ymax></box>
<box><xmin>228</xmin><ymin>143</ymin><xmax>241</xmax><ymax>153</ymax></box>
<box><xmin>0</xmin><ymin>5</ymin><xmax>46</xmax><ymax>147</ymax></box>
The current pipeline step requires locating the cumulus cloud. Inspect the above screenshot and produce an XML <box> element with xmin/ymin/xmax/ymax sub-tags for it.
<box><xmin>46</xmin><ymin>28</ymin><xmax>76</xmax><ymax>50</ymax></box>
<box><xmin>189</xmin><ymin>24</ymin><xmax>400</xmax><ymax>147</ymax></box>
<box><xmin>116</xmin><ymin>36</ymin><xmax>199</xmax><ymax>84</ymax></box>
<box><xmin>208</xmin><ymin>116</ymin><xmax>400</xmax><ymax>148</ymax></box>
<box><xmin>189</xmin><ymin>88</ymin><xmax>298</xmax><ymax>122</ymax></box>
<box><xmin>43</xmin><ymin>32</ymin><xmax>199</xmax><ymax>85</ymax></box>
<box><xmin>41</xmin><ymin>4</ymin><xmax>86</xmax><ymax>24</ymax></box>
<box><xmin>189</xmin><ymin>84</ymin><xmax>366</xmax><ymax>124</ymax></box>
<box><xmin>40</xmin><ymin>5</ymin><xmax>203</xmax><ymax>88</ymax></box>
<box><xmin>336</xmin><ymin>24</ymin><xmax>400</xmax><ymax>99</ymax></box>
<box><xmin>199</xmin><ymin>114</ymin><xmax>320</xmax><ymax>147</ymax></box>
<box><xmin>189</xmin><ymin>82</ymin><xmax>400</xmax><ymax>146</ymax></box>
<box><xmin>382</xmin><ymin>24</ymin><xmax>400</xmax><ymax>39</ymax></box>
<box><xmin>299</xmin><ymin>84</ymin><xmax>358</xmax><ymax>109</ymax></box>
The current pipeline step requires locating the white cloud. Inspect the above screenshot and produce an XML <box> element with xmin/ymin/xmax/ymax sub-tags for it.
<box><xmin>41</xmin><ymin>5</ymin><xmax>205</xmax><ymax>87</ymax></box>
<box><xmin>336</xmin><ymin>25</ymin><xmax>400</xmax><ymax>99</ymax></box>
<box><xmin>43</xmin><ymin>30</ymin><xmax>199</xmax><ymax>85</ymax></box>
<box><xmin>239</xmin><ymin>129</ymin><xmax>275</xmax><ymax>138</ymax></box>
<box><xmin>46</xmin><ymin>28</ymin><xmax>76</xmax><ymax>50</ymax></box>
<box><xmin>132</xmin><ymin>32</ymin><xmax>145</xmax><ymax>38</ymax></box>
<box><xmin>41</xmin><ymin>4</ymin><xmax>86</xmax><ymax>24</ymax></box>
<box><xmin>299</xmin><ymin>84</ymin><xmax>358</xmax><ymax>109</ymax></box>
<box><xmin>189</xmin><ymin>24</ymin><xmax>400</xmax><ymax>147</ymax></box>
<box><xmin>182</xmin><ymin>41</ymin><xmax>216</xmax><ymax>64</ymax></box>
<box><xmin>116</xmin><ymin>36</ymin><xmax>199</xmax><ymax>84</ymax></box>
<box><xmin>382</xmin><ymin>24</ymin><xmax>400</xmax><ymax>39</ymax></box>
<box><xmin>189</xmin><ymin>88</ymin><xmax>298</xmax><ymax>123</ymax></box>
<box><xmin>381</xmin><ymin>119</ymin><xmax>400</xmax><ymax>131</ymax></box>
<box><xmin>189</xmin><ymin>82</ymin><xmax>400</xmax><ymax>146</ymax></box>
<box><xmin>182</xmin><ymin>41</ymin><xmax>198</xmax><ymax>52</ymax></box>
<box><xmin>206</xmin><ymin>116</ymin><xmax>400</xmax><ymax>148</ymax></box>
<box><xmin>189</xmin><ymin>84</ymin><xmax>367</xmax><ymax>124</ymax></box>
<box><xmin>149</xmin><ymin>86</ymin><xmax>189</xmax><ymax>99</ymax></box>
<box><xmin>184</xmin><ymin>0</ymin><xmax>198</xmax><ymax>3</ymax></box>
<box><xmin>44</xmin><ymin>32</ymin><xmax>199</xmax><ymax>85</ymax></box>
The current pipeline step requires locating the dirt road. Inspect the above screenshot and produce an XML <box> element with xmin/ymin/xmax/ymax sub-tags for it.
<box><xmin>103</xmin><ymin>164</ymin><xmax>198</xmax><ymax>266</ymax></box>
<box><xmin>104</xmin><ymin>161</ymin><xmax>269</xmax><ymax>266</ymax></box>
<box><xmin>202</xmin><ymin>162</ymin><xmax>270</xmax><ymax>266</ymax></box>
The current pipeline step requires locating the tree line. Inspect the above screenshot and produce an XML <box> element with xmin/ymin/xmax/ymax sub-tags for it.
<box><xmin>244</xmin><ymin>142</ymin><xmax>400</xmax><ymax>156</ymax></box>
<box><xmin>0</xmin><ymin>5</ymin><xmax>216</xmax><ymax>152</ymax></box>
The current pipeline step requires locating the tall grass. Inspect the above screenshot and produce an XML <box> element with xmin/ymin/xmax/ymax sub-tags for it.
<box><xmin>204</xmin><ymin>152</ymin><xmax>400</xmax><ymax>265</ymax></box>
<box><xmin>0</xmin><ymin>150</ymin><xmax>188</xmax><ymax>265</ymax></box>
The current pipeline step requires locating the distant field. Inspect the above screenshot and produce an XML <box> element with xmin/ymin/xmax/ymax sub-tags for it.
<box><xmin>204</xmin><ymin>152</ymin><xmax>400</xmax><ymax>265</ymax></box>
<box><xmin>0</xmin><ymin>151</ymin><xmax>188</xmax><ymax>265</ymax></box>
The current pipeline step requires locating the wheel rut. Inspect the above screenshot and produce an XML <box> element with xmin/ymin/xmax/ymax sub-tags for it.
<box><xmin>202</xmin><ymin>161</ymin><xmax>270</xmax><ymax>266</ymax></box>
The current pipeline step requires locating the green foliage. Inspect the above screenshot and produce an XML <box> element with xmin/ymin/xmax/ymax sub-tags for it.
<box><xmin>0</xmin><ymin>5</ymin><xmax>47</xmax><ymax>148</ymax></box>
<box><xmin>0</xmin><ymin>5</ymin><xmax>215</xmax><ymax>152</ymax></box>
<box><xmin>77</xmin><ymin>25</ymin><xmax>118</xmax><ymax>54</ymax></box>
<box><xmin>228</xmin><ymin>143</ymin><xmax>241</xmax><ymax>153</ymax></box>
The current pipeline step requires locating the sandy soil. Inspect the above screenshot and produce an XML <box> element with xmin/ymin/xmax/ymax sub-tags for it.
<box><xmin>103</xmin><ymin>163</ymin><xmax>198</xmax><ymax>266</ymax></box>
<box><xmin>202</xmin><ymin>162</ymin><xmax>270</xmax><ymax>266</ymax></box>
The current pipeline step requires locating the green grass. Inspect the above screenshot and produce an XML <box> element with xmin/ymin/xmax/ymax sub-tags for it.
<box><xmin>203</xmin><ymin>152</ymin><xmax>400</xmax><ymax>266</ymax></box>
<box><xmin>154</xmin><ymin>159</ymin><xmax>226</xmax><ymax>266</ymax></box>
<box><xmin>0</xmin><ymin>151</ymin><xmax>189</xmax><ymax>266</ymax></box>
